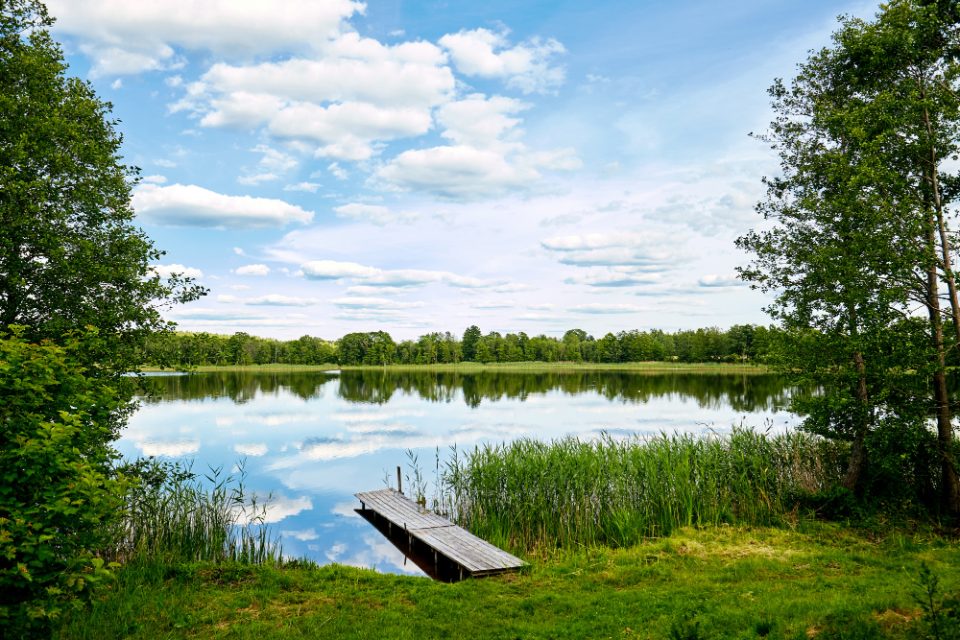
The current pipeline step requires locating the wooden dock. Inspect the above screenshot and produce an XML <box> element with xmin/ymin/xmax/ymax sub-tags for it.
<box><xmin>355</xmin><ymin>488</ymin><xmax>525</xmax><ymax>581</ymax></box>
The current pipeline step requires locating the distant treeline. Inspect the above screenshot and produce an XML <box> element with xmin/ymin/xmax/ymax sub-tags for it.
<box><xmin>143</xmin><ymin>324</ymin><xmax>778</xmax><ymax>367</ymax></box>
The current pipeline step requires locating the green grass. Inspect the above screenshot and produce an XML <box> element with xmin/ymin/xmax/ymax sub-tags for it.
<box><xmin>140</xmin><ymin>361</ymin><xmax>768</xmax><ymax>374</ymax></box>
<box><xmin>439</xmin><ymin>429</ymin><xmax>845</xmax><ymax>552</ymax></box>
<box><xmin>59</xmin><ymin>523</ymin><xmax>960</xmax><ymax>639</ymax></box>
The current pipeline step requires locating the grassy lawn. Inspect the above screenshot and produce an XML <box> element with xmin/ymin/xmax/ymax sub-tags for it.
<box><xmin>60</xmin><ymin>523</ymin><xmax>959</xmax><ymax>639</ymax></box>
<box><xmin>140</xmin><ymin>361</ymin><xmax>769</xmax><ymax>374</ymax></box>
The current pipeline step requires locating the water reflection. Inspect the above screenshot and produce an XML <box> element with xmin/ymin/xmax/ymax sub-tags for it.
<box><xmin>122</xmin><ymin>370</ymin><xmax>798</xmax><ymax>576</ymax></box>
<box><xmin>140</xmin><ymin>369</ymin><xmax>792</xmax><ymax>413</ymax></box>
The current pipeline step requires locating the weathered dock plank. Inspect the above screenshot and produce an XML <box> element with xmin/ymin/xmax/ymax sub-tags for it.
<box><xmin>355</xmin><ymin>488</ymin><xmax>525</xmax><ymax>580</ymax></box>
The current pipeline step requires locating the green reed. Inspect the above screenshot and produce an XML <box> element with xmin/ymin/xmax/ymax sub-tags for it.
<box><xmin>114</xmin><ymin>459</ymin><xmax>281</xmax><ymax>566</ymax></box>
<box><xmin>440</xmin><ymin>428</ymin><xmax>845</xmax><ymax>551</ymax></box>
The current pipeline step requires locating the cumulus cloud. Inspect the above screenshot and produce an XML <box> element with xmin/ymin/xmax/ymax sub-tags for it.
<box><xmin>375</xmin><ymin>94</ymin><xmax>579</xmax><ymax>199</ymax></box>
<box><xmin>149</xmin><ymin>263</ymin><xmax>203</xmax><ymax>279</ymax></box>
<box><xmin>133</xmin><ymin>183</ymin><xmax>314</xmax><ymax>228</ymax></box>
<box><xmin>439</xmin><ymin>28</ymin><xmax>566</xmax><ymax>94</ymax></box>
<box><xmin>698</xmin><ymin>274</ymin><xmax>746</xmax><ymax>288</ymax></box>
<box><xmin>169</xmin><ymin>33</ymin><xmax>453</xmax><ymax>161</ymax></box>
<box><xmin>137</xmin><ymin>440</ymin><xmax>200</xmax><ymax>457</ymax></box>
<box><xmin>541</xmin><ymin>232</ymin><xmax>683</xmax><ymax>270</ymax></box>
<box><xmin>233</xmin><ymin>443</ymin><xmax>268</xmax><ymax>457</ymax></box>
<box><xmin>300</xmin><ymin>260</ymin><xmax>381</xmax><ymax>281</ymax></box>
<box><xmin>261</xmin><ymin>495</ymin><xmax>313</xmax><ymax>524</ymax></box>
<box><xmin>301</xmin><ymin>260</ymin><xmax>497</xmax><ymax>290</ymax></box>
<box><xmin>237</xmin><ymin>145</ymin><xmax>298</xmax><ymax>185</ymax></box>
<box><xmin>48</xmin><ymin>0</ymin><xmax>364</xmax><ymax>76</ymax></box>
<box><xmin>234</xmin><ymin>264</ymin><xmax>271</xmax><ymax>276</ymax></box>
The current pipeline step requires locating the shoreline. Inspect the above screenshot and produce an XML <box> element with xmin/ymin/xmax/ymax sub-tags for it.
<box><xmin>138</xmin><ymin>361</ymin><xmax>771</xmax><ymax>374</ymax></box>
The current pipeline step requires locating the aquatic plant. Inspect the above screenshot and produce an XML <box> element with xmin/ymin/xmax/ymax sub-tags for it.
<box><xmin>440</xmin><ymin>428</ymin><xmax>845</xmax><ymax>550</ymax></box>
<box><xmin>115</xmin><ymin>459</ymin><xmax>281</xmax><ymax>566</ymax></box>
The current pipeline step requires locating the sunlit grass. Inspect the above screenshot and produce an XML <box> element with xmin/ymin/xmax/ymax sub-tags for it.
<box><xmin>59</xmin><ymin>523</ymin><xmax>960</xmax><ymax>639</ymax></box>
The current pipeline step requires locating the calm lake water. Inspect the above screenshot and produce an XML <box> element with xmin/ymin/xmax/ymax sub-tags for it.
<box><xmin>119</xmin><ymin>370</ymin><xmax>799</xmax><ymax>576</ymax></box>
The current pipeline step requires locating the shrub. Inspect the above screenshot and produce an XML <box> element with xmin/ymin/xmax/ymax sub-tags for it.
<box><xmin>0</xmin><ymin>329</ymin><xmax>126</xmax><ymax>636</ymax></box>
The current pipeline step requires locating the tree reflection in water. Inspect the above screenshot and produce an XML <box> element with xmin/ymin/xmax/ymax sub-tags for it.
<box><xmin>139</xmin><ymin>370</ymin><xmax>795</xmax><ymax>414</ymax></box>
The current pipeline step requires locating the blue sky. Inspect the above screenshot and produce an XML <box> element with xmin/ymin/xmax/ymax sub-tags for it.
<box><xmin>48</xmin><ymin>0</ymin><xmax>874</xmax><ymax>340</ymax></box>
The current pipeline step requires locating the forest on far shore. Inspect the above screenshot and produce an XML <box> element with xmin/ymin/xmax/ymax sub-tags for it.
<box><xmin>143</xmin><ymin>324</ymin><xmax>780</xmax><ymax>367</ymax></box>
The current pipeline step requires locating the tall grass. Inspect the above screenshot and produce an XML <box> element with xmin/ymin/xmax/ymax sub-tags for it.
<box><xmin>113</xmin><ymin>460</ymin><xmax>281</xmax><ymax>566</ymax></box>
<box><xmin>439</xmin><ymin>428</ymin><xmax>846</xmax><ymax>551</ymax></box>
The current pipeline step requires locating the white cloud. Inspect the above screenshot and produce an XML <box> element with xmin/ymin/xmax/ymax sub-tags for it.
<box><xmin>281</xmin><ymin>528</ymin><xmax>320</xmax><ymax>541</ymax></box>
<box><xmin>238</xmin><ymin>145</ymin><xmax>298</xmax><ymax>185</ymax></box>
<box><xmin>262</xmin><ymin>494</ymin><xmax>313</xmax><ymax>524</ymax></box>
<box><xmin>301</xmin><ymin>260</ymin><xmax>381</xmax><ymax>280</ymax></box>
<box><xmin>141</xmin><ymin>174</ymin><xmax>167</xmax><ymax>184</ymax></box>
<box><xmin>233</xmin><ymin>443</ymin><xmax>268</xmax><ymax>457</ymax></box>
<box><xmin>571</xmin><ymin>303</ymin><xmax>643</xmax><ymax>314</ymax></box>
<box><xmin>137</xmin><ymin>440</ymin><xmax>200</xmax><ymax>457</ymax></box>
<box><xmin>133</xmin><ymin>183</ymin><xmax>314</xmax><ymax>228</ymax></box>
<box><xmin>542</xmin><ymin>232</ymin><xmax>683</xmax><ymax>270</ymax></box>
<box><xmin>375</xmin><ymin>145</ymin><xmax>535</xmax><ymax>199</ymax></box>
<box><xmin>219</xmin><ymin>294</ymin><xmax>321</xmax><ymax>307</ymax></box>
<box><xmin>565</xmin><ymin>271</ymin><xmax>662</xmax><ymax>287</ymax></box>
<box><xmin>334</xmin><ymin>203</ymin><xmax>417</xmax><ymax>225</ymax></box>
<box><xmin>267</xmin><ymin>101</ymin><xmax>431</xmax><ymax>160</ymax></box>
<box><xmin>234</xmin><ymin>264</ymin><xmax>271</xmax><ymax>276</ymax></box>
<box><xmin>49</xmin><ymin>0</ymin><xmax>364</xmax><ymax>76</ymax></box>
<box><xmin>171</xmin><ymin>33</ymin><xmax>454</xmax><ymax>160</ymax></box>
<box><xmin>437</xmin><ymin>93</ymin><xmax>528</xmax><ymax>149</ymax></box>
<box><xmin>301</xmin><ymin>259</ymin><xmax>498</xmax><ymax>290</ymax></box>
<box><xmin>327</xmin><ymin>162</ymin><xmax>348</xmax><ymax>180</ymax></box>
<box><xmin>149</xmin><ymin>263</ymin><xmax>203</xmax><ymax>279</ymax></box>
<box><xmin>698</xmin><ymin>274</ymin><xmax>746</xmax><ymax>288</ymax></box>
<box><xmin>439</xmin><ymin>28</ymin><xmax>566</xmax><ymax>94</ymax></box>
<box><xmin>284</xmin><ymin>182</ymin><xmax>322</xmax><ymax>193</ymax></box>
<box><xmin>375</xmin><ymin>94</ymin><xmax>579</xmax><ymax>199</ymax></box>
<box><xmin>331</xmin><ymin>296</ymin><xmax>424</xmax><ymax>310</ymax></box>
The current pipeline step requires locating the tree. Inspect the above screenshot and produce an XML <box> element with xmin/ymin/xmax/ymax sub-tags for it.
<box><xmin>738</xmin><ymin>0</ymin><xmax>960</xmax><ymax>509</ymax></box>
<box><xmin>461</xmin><ymin>325</ymin><xmax>482</xmax><ymax>361</ymax></box>
<box><xmin>0</xmin><ymin>1</ymin><xmax>204</xmax><ymax>629</ymax></box>
<box><xmin>0</xmin><ymin>0</ymin><xmax>204</xmax><ymax>372</ymax></box>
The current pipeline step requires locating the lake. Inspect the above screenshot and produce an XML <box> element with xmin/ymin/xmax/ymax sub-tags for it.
<box><xmin>118</xmin><ymin>369</ymin><xmax>799</xmax><ymax>576</ymax></box>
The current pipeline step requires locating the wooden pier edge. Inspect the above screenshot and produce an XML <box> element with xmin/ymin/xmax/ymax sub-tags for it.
<box><xmin>355</xmin><ymin>488</ymin><xmax>525</xmax><ymax>580</ymax></box>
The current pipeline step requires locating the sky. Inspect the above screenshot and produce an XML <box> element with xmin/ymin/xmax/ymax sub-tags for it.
<box><xmin>47</xmin><ymin>0</ymin><xmax>877</xmax><ymax>341</ymax></box>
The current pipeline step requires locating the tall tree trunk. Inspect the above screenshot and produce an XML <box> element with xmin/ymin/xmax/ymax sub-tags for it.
<box><xmin>843</xmin><ymin>350</ymin><xmax>869</xmax><ymax>493</ymax></box>
<box><xmin>921</xmin><ymin>95</ymin><xmax>960</xmax><ymax>350</ymax></box>
<box><xmin>920</xmin><ymin>87</ymin><xmax>960</xmax><ymax>515</ymax></box>
<box><xmin>926</xmin><ymin>219</ymin><xmax>960</xmax><ymax>514</ymax></box>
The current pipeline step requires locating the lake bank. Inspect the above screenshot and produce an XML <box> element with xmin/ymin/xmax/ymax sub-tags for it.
<box><xmin>60</xmin><ymin>523</ymin><xmax>959</xmax><ymax>639</ymax></box>
<box><xmin>139</xmin><ymin>361</ymin><xmax>770</xmax><ymax>374</ymax></box>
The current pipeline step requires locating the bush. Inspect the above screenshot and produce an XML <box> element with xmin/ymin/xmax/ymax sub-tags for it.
<box><xmin>0</xmin><ymin>329</ymin><xmax>126</xmax><ymax>636</ymax></box>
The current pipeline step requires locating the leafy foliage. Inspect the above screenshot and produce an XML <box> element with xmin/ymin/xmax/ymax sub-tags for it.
<box><xmin>0</xmin><ymin>0</ymin><xmax>204</xmax><ymax>373</ymax></box>
<box><xmin>0</xmin><ymin>329</ymin><xmax>126</xmax><ymax>635</ymax></box>
<box><xmin>738</xmin><ymin>0</ymin><xmax>960</xmax><ymax>507</ymax></box>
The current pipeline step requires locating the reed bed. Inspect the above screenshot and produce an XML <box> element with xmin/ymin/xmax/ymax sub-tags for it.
<box><xmin>114</xmin><ymin>461</ymin><xmax>281</xmax><ymax>566</ymax></box>
<box><xmin>439</xmin><ymin>429</ymin><xmax>845</xmax><ymax>551</ymax></box>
